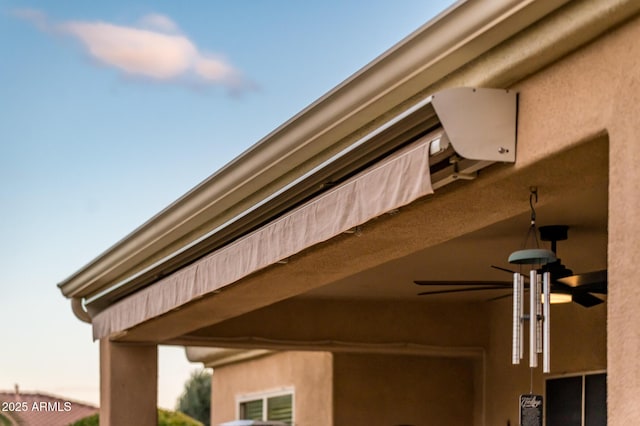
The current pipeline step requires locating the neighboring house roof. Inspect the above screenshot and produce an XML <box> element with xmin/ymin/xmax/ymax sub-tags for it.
<box><xmin>186</xmin><ymin>347</ymin><xmax>272</xmax><ymax>368</ymax></box>
<box><xmin>0</xmin><ymin>391</ymin><xmax>97</xmax><ymax>426</ymax></box>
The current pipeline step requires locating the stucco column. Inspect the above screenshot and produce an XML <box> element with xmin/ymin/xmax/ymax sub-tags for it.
<box><xmin>100</xmin><ymin>339</ymin><xmax>158</xmax><ymax>426</ymax></box>
<box><xmin>608</xmin><ymin>134</ymin><xmax>640</xmax><ymax>421</ymax></box>
<box><xmin>607</xmin><ymin>48</ymin><xmax>640</xmax><ymax>423</ymax></box>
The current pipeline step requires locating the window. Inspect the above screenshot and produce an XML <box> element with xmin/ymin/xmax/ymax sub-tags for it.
<box><xmin>238</xmin><ymin>389</ymin><xmax>294</xmax><ymax>425</ymax></box>
<box><xmin>239</xmin><ymin>399</ymin><xmax>263</xmax><ymax>421</ymax></box>
<box><xmin>546</xmin><ymin>372</ymin><xmax>606</xmax><ymax>426</ymax></box>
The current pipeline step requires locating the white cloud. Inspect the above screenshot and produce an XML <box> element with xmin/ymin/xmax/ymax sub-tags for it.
<box><xmin>61</xmin><ymin>22</ymin><xmax>197</xmax><ymax>80</ymax></box>
<box><xmin>138</xmin><ymin>13</ymin><xmax>179</xmax><ymax>34</ymax></box>
<box><xmin>195</xmin><ymin>54</ymin><xmax>235</xmax><ymax>81</ymax></box>
<box><xmin>12</xmin><ymin>8</ymin><xmax>49</xmax><ymax>31</ymax></box>
<box><xmin>15</xmin><ymin>10</ymin><xmax>245</xmax><ymax>89</ymax></box>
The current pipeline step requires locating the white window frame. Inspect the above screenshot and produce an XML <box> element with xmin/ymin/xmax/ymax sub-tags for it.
<box><xmin>236</xmin><ymin>386</ymin><xmax>295</xmax><ymax>424</ymax></box>
<box><xmin>544</xmin><ymin>369</ymin><xmax>606</xmax><ymax>426</ymax></box>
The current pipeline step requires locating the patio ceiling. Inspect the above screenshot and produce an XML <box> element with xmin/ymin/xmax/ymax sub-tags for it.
<box><xmin>298</xmin><ymin>181</ymin><xmax>608</xmax><ymax>303</ymax></box>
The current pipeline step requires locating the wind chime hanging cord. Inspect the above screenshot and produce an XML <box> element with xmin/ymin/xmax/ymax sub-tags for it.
<box><xmin>522</xmin><ymin>187</ymin><xmax>540</xmax><ymax>251</ymax></box>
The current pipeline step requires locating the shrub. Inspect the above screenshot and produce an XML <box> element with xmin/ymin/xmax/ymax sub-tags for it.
<box><xmin>176</xmin><ymin>369</ymin><xmax>212</xmax><ymax>426</ymax></box>
<box><xmin>69</xmin><ymin>409</ymin><xmax>203</xmax><ymax>426</ymax></box>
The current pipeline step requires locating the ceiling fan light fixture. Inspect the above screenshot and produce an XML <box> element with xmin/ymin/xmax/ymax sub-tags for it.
<box><xmin>542</xmin><ymin>292</ymin><xmax>573</xmax><ymax>304</ymax></box>
<box><xmin>508</xmin><ymin>248</ymin><xmax>557</xmax><ymax>265</ymax></box>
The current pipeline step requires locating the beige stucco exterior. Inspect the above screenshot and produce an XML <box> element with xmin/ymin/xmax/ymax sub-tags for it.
<box><xmin>57</xmin><ymin>1</ymin><xmax>640</xmax><ymax>425</ymax></box>
<box><xmin>209</xmin><ymin>351</ymin><xmax>477</xmax><ymax>426</ymax></box>
<box><xmin>210</xmin><ymin>351</ymin><xmax>333</xmax><ymax>426</ymax></box>
<box><xmin>333</xmin><ymin>354</ymin><xmax>475</xmax><ymax>425</ymax></box>
<box><xmin>99</xmin><ymin>341</ymin><xmax>157</xmax><ymax>426</ymax></box>
<box><xmin>207</xmin><ymin>295</ymin><xmax>605</xmax><ymax>425</ymax></box>
<box><xmin>510</xmin><ymin>11</ymin><xmax>640</xmax><ymax>423</ymax></box>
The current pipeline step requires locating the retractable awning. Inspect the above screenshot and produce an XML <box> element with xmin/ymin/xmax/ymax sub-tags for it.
<box><xmin>93</xmin><ymin>129</ymin><xmax>435</xmax><ymax>339</ymax></box>
<box><xmin>89</xmin><ymin>87</ymin><xmax>517</xmax><ymax>340</ymax></box>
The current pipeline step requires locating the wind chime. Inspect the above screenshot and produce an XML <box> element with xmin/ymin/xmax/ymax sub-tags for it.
<box><xmin>510</xmin><ymin>187</ymin><xmax>556</xmax><ymax>374</ymax></box>
<box><xmin>510</xmin><ymin>188</ymin><xmax>556</xmax><ymax>426</ymax></box>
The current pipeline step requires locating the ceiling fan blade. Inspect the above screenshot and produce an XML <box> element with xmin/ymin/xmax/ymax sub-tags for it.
<box><xmin>571</xmin><ymin>292</ymin><xmax>605</xmax><ymax>308</ymax></box>
<box><xmin>491</xmin><ymin>265</ymin><xmax>516</xmax><ymax>274</ymax></box>
<box><xmin>467</xmin><ymin>290</ymin><xmax>532</xmax><ymax>302</ymax></box>
<box><xmin>418</xmin><ymin>285</ymin><xmax>512</xmax><ymax>296</ymax></box>
<box><xmin>414</xmin><ymin>280</ymin><xmax>511</xmax><ymax>287</ymax></box>
<box><xmin>486</xmin><ymin>292</ymin><xmax>519</xmax><ymax>302</ymax></box>
<box><xmin>556</xmin><ymin>270</ymin><xmax>607</xmax><ymax>293</ymax></box>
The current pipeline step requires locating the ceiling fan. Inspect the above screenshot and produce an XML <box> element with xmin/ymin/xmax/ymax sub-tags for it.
<box><xmin>414</xmin><ymin>225</ymin><xmax>607</xmax><ymax>308</ymax></box>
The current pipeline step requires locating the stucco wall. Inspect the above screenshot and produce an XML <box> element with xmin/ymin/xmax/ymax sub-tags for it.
<box><xmin>210</xmin><ymin>351</ymin><xmax>332</xmax><ymax>426</ymax></box>
<box><xmin>333</xmin><ymin>353</ymin><xmax>474</xmax><ymax>426</ymax></box>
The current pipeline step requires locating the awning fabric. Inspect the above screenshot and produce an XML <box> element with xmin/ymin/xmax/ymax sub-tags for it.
<box><xmin>92</xmin><ymin>136</ymin><xmax>435</xmax><ymax>340</ymax></box>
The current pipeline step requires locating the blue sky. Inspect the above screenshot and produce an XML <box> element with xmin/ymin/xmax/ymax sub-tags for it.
<box><xmin>0</xmin><ymin>0</ymin><xmax>454</xmax><ymax>409</ymax></box>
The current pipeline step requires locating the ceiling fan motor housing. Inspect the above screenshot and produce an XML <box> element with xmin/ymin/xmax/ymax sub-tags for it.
<box><xmin>539</xmin><ymin>225</ymin><xmax>569</xmax><ymax>243</ymax></box>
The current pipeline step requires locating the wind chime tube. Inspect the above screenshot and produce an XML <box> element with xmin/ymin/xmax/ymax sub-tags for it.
<box><xmin>529</xmin><ymin>269</ymin><xmax>538</xmax><ymax>368</ymax></box>
<box><xmin>512</xmin><ymin>272</ymin><xmax>521</xmax><ymax>364</ymax></box>
<box><xmin>536</xmin><ymin>273</ymin><xmax>543</xmax><ymax>354</ymax></box>
<box><xmin>519</xmin><ymin>273</ymin><xmax>524</xmax><ymax>360</ymax></box>
<box><xmin>543</xmin><ymin>271</ymin><xmax>551</xmax><ymax>373</ymax></box>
